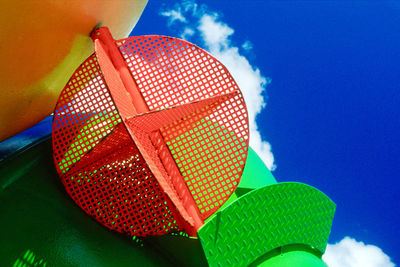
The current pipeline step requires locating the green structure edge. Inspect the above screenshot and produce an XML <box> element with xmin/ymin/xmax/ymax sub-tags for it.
<box><xmin>198</xmin><ymin>182</ymin><xmax>336</xmax><ymax>267</ymax></box>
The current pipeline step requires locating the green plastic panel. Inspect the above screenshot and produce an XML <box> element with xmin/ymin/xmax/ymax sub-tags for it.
<box><xmin>257</xmin><ymin>250</ymin><xmax>328</xmax><ymax>267</ymax></box>
<box><xmin>239</xmin><ymin>147</ymin><xmax>277</xmax><ymax>189</ymax></box>
<box><xmin>198</xmin><ymin>182</ymin><xmax>335</xmax><ymax>267</ymax></box>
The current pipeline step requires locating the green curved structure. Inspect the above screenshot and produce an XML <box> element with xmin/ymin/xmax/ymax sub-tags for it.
<box><xmin>0</xmin><ymin>129</ymin><xmax>335</xmax><ymax>266</ymax></box>
<box><xmin>198</xmin><ymin>183</ymin><xmax>335</xmax><ymax>267</ymax></box>
<box><xmin>257</xmin><ymin>250</ymin><xmax>328</xmax><ymax>267</ymax></box>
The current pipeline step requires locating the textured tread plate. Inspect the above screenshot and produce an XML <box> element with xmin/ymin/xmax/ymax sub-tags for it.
<box><xmin>198</xmin><ymin>182</ymin><xmax>336</xmax><ymax>267</ymax></box>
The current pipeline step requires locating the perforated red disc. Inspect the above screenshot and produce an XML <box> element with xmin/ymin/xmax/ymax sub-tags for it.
<box><xmin>52</xmin><ymin>27</ymin><xmax>249</xmax><ymax>237</ymax></box>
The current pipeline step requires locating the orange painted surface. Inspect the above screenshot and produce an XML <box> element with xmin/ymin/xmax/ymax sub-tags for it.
<box><xmin>0</xmin><ymin>0</ymin><xmax>148</xmax><ymax>141</ymax></box>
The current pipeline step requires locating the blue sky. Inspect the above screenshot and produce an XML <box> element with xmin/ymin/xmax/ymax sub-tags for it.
<box><xmin>0</xmin><ymin>0</ymin><xmax>398</xmax><ymax>266</ymax></box>
<box><xmin>130</xmin><ymin>0</ymin><xmax>399</xmax><ymax>265</ymax></box>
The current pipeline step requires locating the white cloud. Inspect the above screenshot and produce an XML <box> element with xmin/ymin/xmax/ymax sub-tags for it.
<box><xmin>182</xmin><ymin>0</ymin><xmax>198</xmax><ymax>14</ymax></box>
<box><xmin>198</xmin><ymin>14</ymin><xmax>234</xmax><ymax>51</ymax></box>
<box><xmin>160</xmin><ymin>8</ymin><xmax>187</xmax><ymax>25</ymax></box>
<box><xmin>323</xmin><ymin>237</ymin><xmax>395</xmax><ymax>267</ymax></box>
<box><xmin>242</xmin><ymin>40</ymin><xmax>253</xmax><ymax>51</ymax></box>
<box><xmin>159</xmin><ymin>1</ymin><xmax>275</xmax><ymax>170</ymax></box>
<box><xmin>180</xmin><ymin>27</ymin><xmax>195</xmax><ymax>39</ymax></box>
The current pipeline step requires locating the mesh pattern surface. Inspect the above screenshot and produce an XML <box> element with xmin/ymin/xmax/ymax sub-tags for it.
<box><xmin>53</xmin><ymin>31</ymin><xmax>249</xmax><ymax>236</ymax></box>
<box><xmin>118</xmin><ymin>36</ymin><xmax>249</xmax><ymax>218</ymax></box>
<box><xmin>198</xmin><ymin>183</ymin><xmax>336</xmax><ymax>267</ymax></box>
<box><xmin>53</xmin><ymin>55</ymin><xmax>182</xmax><ymax>236</ymax></box>
<box><xmin>52</xmin><ymin>54</ymin><xmax>121</xmax><ymax>174</ymax></box>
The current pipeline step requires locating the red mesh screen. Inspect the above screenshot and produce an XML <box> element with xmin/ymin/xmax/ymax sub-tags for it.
<box><xmin>52</xmin><ymin>55</ymin><xmax>183</xmax><ymax>236</ymax></box>
<box><xmin>64</xmin><ymin>124</ymin><xmax>182</xmax><ymax>236</ymax></box>
<box><xmin>118</xmin><ymin>36</ymin><xmax>249</xmax><ymax>218</ymax></box>
<box><xmin>52</xmin><ymin>54</ymin><xmax>121</xmax><ymax>174</ymax></box>
<box><xmin>53</xmin><ymin>29</ymin><xmax>249</xmax><ymax>236</ymax></box>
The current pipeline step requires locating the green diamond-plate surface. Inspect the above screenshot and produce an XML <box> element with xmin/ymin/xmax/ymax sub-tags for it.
<box><xmin>198</xmin><ymin>182</ymin><xmax>335</xmax><ymax>267</ymax></box>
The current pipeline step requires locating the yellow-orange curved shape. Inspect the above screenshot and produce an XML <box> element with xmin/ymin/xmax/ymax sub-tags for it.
<box><xmin>0</xmin><ymin>0</ymin><xmax>148</xmax><ymax>141</ymax></box>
